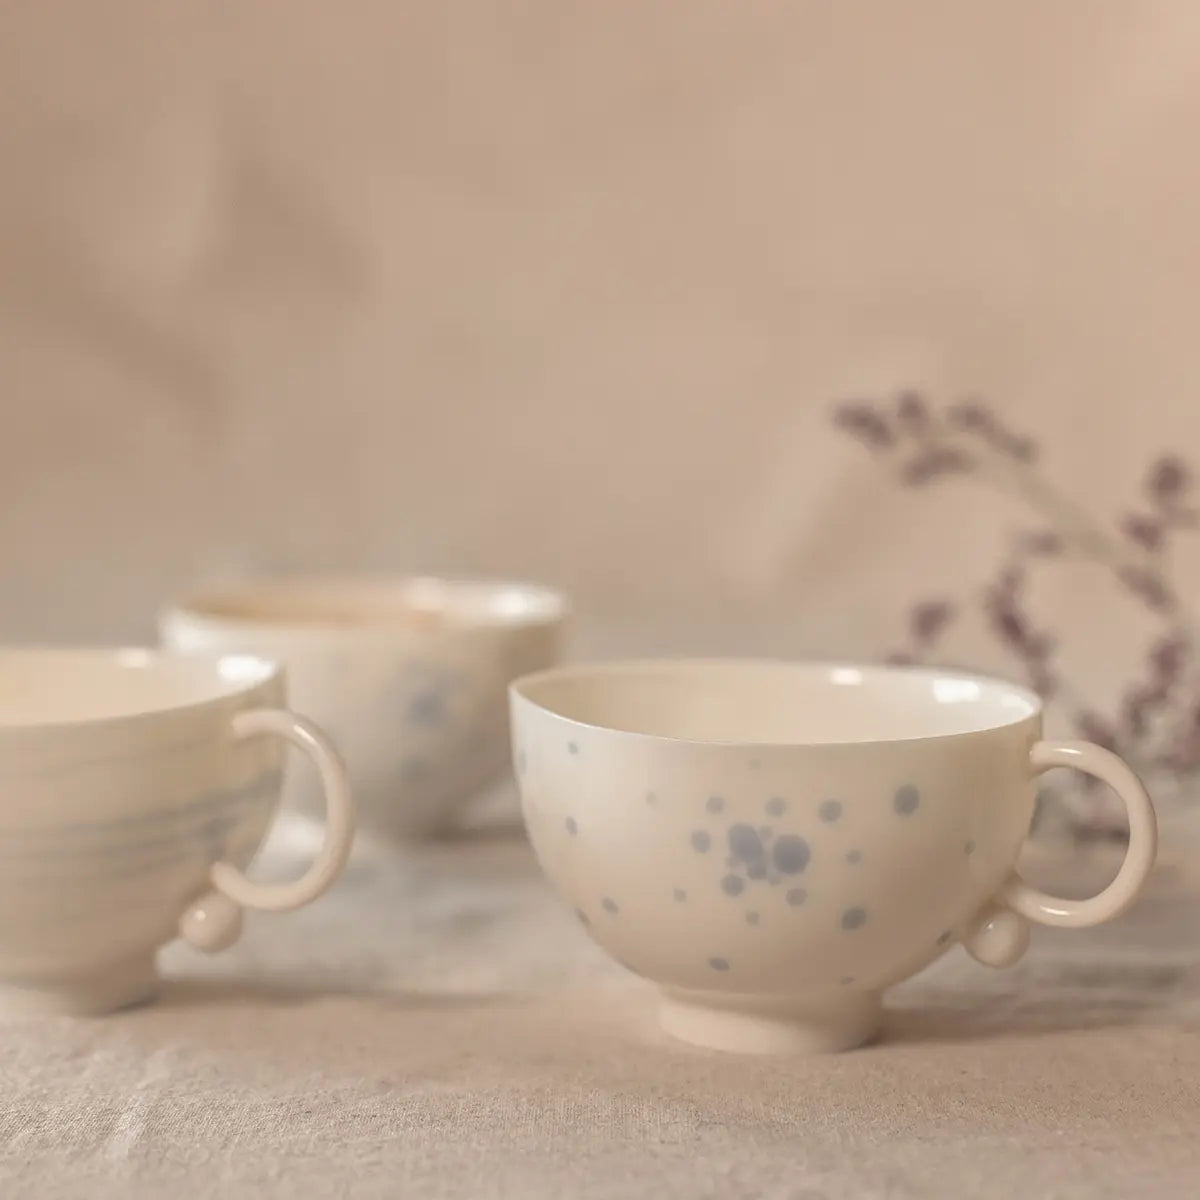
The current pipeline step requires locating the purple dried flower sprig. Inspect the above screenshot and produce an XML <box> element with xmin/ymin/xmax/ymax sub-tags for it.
<box><xmin>1116</xmin><ymin>456</ymin><xmax>1199</xmax><ymax>561</ymax></box>
<box><xmin>833</xmin><ymin>390</ymin><xmax>1200</xmax><ymax>819</ymax></box>
<box><xmin>1116</xmin><ymin>566</ymin><xmax>1175</xmax><ymax>613</ymax></box>
<box><xmin>1148</xmin><ymin>456</ymin><xmax>1190</xmax><ymax>506</ymax></box>
<box><xmin>910</xmin><ymin>600</ymin><xmax>955</xmax><ymax>646</ymax></box>
<box><xmin>981</xmin><ymin>561</ymin><xmax>1057</xmax><ymax>698</ymax></box>
<box><xmin>835</xmin><ymin>395</ymin><xmax>1038</xmax><ymax>477</ymax></box>
<box><xmin>832</xmin><ymin>404</ymin><xmax>894</xmax><ymax>450</ymax></box>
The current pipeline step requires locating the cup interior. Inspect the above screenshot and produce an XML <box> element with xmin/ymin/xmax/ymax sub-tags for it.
<box><xmin>171</xmin><ymin>576</ymin><xmax>566</xmax><ymax>631</ymax></box>
<box><xmin>513</xmin><ymin>660</ymin><xmax>1039</xmax><ymax>745</ymax></box>
<box><xmin>0</xmin><ymin>647</ymin><xmax>278</xmax><ymax>728</ymax></box>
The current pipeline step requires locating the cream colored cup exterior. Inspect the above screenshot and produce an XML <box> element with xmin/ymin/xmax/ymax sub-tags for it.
<box><xmin>510</xmin><ymin>660</ymin><xmax>1157</xmax><ymax>1054</ymax></box>
<box><xmin>161</xmin><ymin>577</ymin><xmax>567</xmax><ymax>840</ymax></box>
<box><xmin>0</xmin><ymin>648</ymin><xmax>354</xmax><ymax>1016</ymax></box>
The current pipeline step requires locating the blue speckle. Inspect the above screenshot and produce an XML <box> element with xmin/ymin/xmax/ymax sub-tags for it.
<box><xmin>841</xmin><ymin>907</ymin><xmax>867</xmax><ymax>931</ymax></box>
<box><xmin>773</xmin><ymin>835</ymin><xmax>811</xmax><ymax>875</ymax></box>
<box><xmin>819</xmin><ymin>799</ymin><xmax>843</xmax><ymax>823</ymax></box>
<box><xmin>406</xmin><ymin>689</ymin><xmax>448</xmax><ymax>727</ymax></box>
<box><xmin>728</xmin><ymin>823</ymin><xmax>765</xmax><ymax>863</ymax></box>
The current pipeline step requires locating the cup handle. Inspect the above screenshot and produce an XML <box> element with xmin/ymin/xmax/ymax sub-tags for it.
<box><xmin>963</xmin><ymin>740</ymin><xmax>1157</xmax><ymax>968</ymax></box>
<box><xmin>178</xmin><ymin>708</ymin><xmax>356</xmax><ymax>953</ymax></box>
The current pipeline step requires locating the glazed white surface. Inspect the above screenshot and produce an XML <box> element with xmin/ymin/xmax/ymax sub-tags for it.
<box><xmin>511</xmin><ymin>659</ymin><xmax>1156</xmax><ymax>1051</ymax></box>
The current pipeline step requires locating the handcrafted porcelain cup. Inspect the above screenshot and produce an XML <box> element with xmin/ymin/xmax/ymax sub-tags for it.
<box><xmin>0</xmin><ymin>646</ymin><xmax>354</xmax><ymax>1015</ymax></box>
<box><xmin>162</xmin><ymin>576</ymin><xmax>567</xmax><ymax>840</ymax></box>
<box><xmin>510</xmin><ymin>659</ymin><xmax>1158</xmax><ymax>1054</ymax></box>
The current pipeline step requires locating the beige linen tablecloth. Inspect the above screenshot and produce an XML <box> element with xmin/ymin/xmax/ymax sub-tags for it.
<box><xmin>2</xmin><ymin>809</ymin><xmax>1198</xmax><ymax>1200</ymax></box>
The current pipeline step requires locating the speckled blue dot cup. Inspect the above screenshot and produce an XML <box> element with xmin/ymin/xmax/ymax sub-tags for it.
<box><xmin>510</xmin><ymin>660</ymin><xmax>1158</xmax><ymax>1053</ymax></box>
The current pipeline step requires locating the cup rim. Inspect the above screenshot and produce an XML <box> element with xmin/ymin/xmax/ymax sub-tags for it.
<box><xmin>0</xmin><ymin>645</ymin><xmax>283</xmax><ymax>735</ymax></box>
<box><xmin>510</xmin><ymin>657</ymin><xmax>1043</xmax><ymax>748</ymax></box>
<box><xmin>163</xmin><ymin>574</ymin><xmax>569</xmax><ymax>634</ymax></box>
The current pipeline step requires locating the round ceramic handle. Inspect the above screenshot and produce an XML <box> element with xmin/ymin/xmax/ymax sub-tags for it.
<box><xmin>178</xmin><ymin>708</ymin><xmax>355</xmax><ymax>953</ymax></box>
<box><xmin>1001</xmin><ymin>740</ymin><xmax>1157</xmax><ymax>927</ymax></box>
<box><xmin>964</xmin><ymin>740</ymin><xmax>1157</xmax><ymax>968</ymax></box>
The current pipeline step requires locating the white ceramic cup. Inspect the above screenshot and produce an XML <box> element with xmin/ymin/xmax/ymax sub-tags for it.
<box><xmin>0</xmin><ymin>646</ymin><xmax>354</xmax><ymax>1015</ymax></box>
<box><xmin>161</xmin><ymin>576</ymin><xmax>567</xmax><ymax>841</ymax></box>
<box><xmin>510</xmin><ymin>659</ymin><xmax>1158</xmax><ymax>1054</ymax></box>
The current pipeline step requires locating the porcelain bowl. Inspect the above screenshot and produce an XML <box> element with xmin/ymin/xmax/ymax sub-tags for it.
<box><xmin>0</xmin><ymin>647</ymin><xmax>354</xmax><ymax>1014</ymax></box>
<box><xmin>510</xmin><ymin>659</ymin><xmax>1157</xmax><ymax>1052</ymax></box>
<box><xmin>163</xmin><ymin>576</ymin><xmax>567</xmax><ymax>840</ymax></box>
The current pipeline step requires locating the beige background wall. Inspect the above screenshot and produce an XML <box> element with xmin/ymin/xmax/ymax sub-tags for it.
<box><xmin>2</xmin><ymin>1</ymin><xmax>1198</xmax><ymax>714</ymax></box>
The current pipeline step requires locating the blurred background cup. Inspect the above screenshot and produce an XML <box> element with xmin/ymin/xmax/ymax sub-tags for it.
<box><xmin>160</xmin><ymin>575</ymin><xmax>568</xmax><ymax>842</ymax></box>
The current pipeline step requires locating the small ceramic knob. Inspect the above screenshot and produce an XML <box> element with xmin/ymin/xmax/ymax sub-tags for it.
<box><xmin>963</xmin><ymin>905</ymin><xmax>1031</xmax><ymax>968</ymax></box>
<box><xmin>179</xmin><ymin>890</ymin><xmax>244</xmax><ymax>953</ymax></box>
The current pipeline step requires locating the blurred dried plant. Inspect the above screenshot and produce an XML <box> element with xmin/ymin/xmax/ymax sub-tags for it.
<box><xmin>834</xmin><ymin>391</ymin><xmax>1199</xmax><ymax>835</ymax></box>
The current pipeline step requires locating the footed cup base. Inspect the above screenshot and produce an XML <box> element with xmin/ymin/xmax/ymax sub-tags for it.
<box><xmin>659</xmin><ymin>987</ymin><xmax>883</xmax><ymax>1054</ymax></box>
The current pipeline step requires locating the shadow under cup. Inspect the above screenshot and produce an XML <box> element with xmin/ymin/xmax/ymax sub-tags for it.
<box><xmin>509</xmin><ymin>659</ymin><xmax>1158</xmax><ymax>1054</ymax></box>
<box><xmin>160</xmin><ymin>576</ymin><xmax>568</xmax><ymax>841</ymax></box>
<box><xmin>0</xmin><ymin>647</ymin><xmax>353</xmax><ymax>1016</ymax></box>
